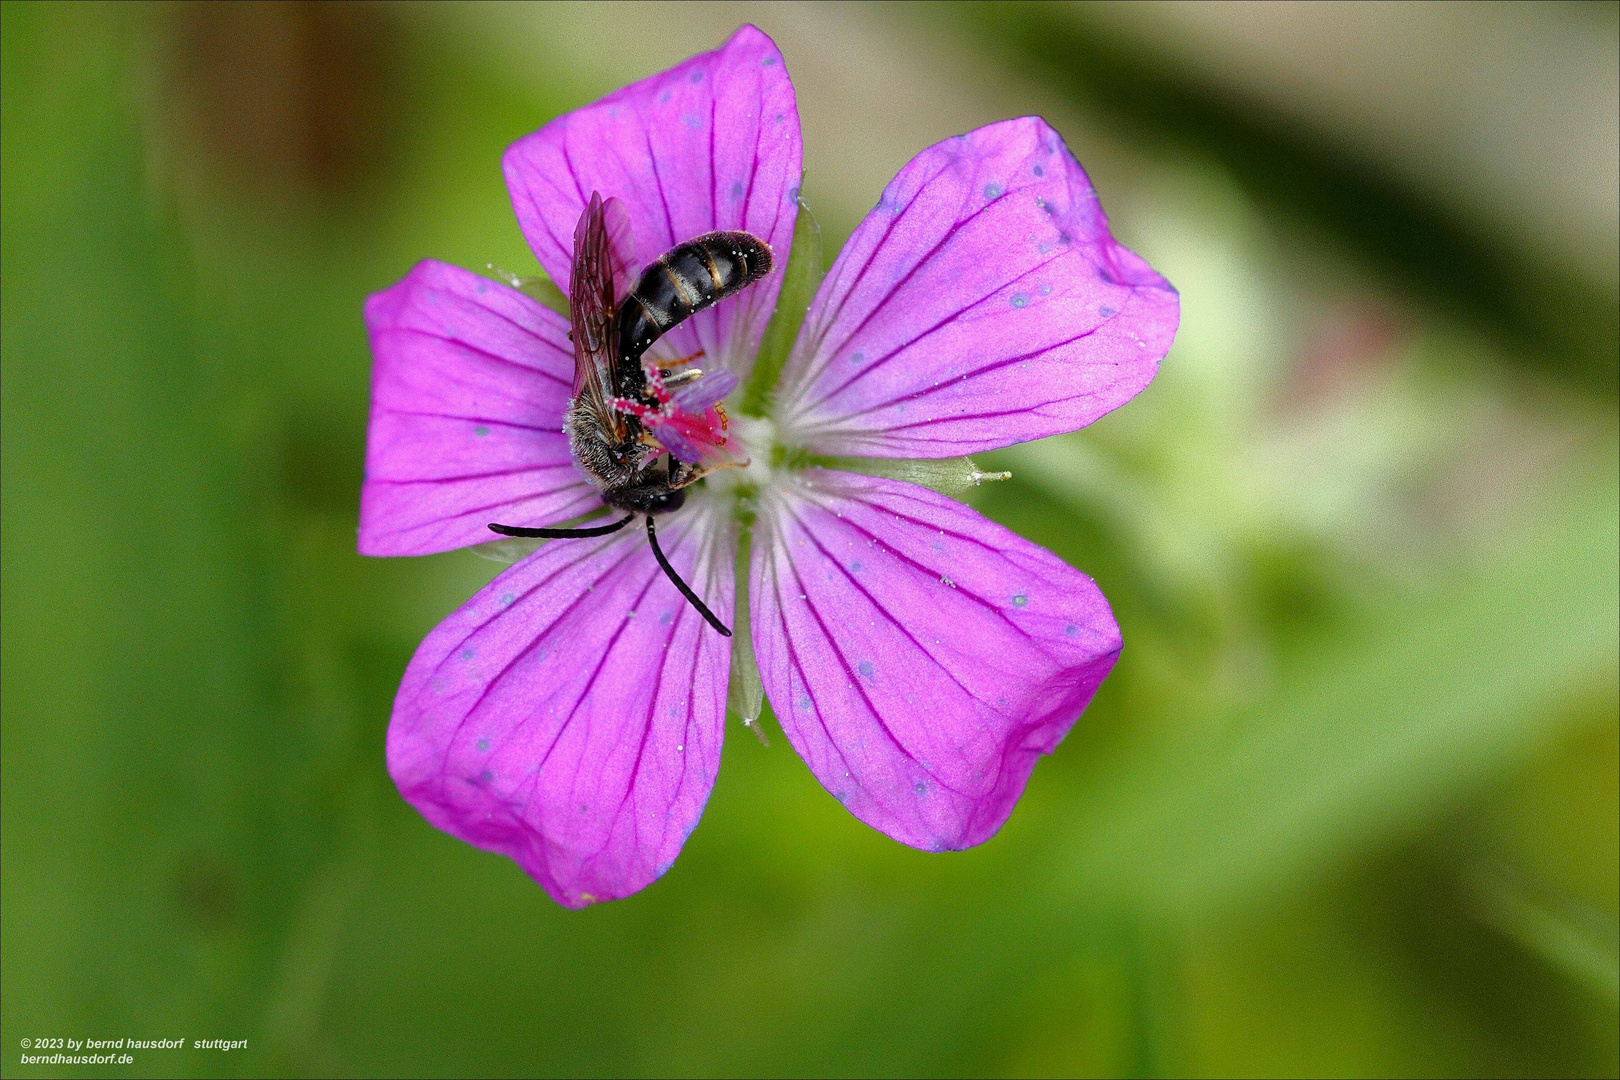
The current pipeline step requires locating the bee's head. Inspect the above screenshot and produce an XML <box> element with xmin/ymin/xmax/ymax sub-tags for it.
<box><xmin>605</xmin><ymin>481</ymin><xmax>686</xmax><ymax>516</ymax></box>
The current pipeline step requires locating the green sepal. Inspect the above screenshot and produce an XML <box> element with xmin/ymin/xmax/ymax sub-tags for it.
<box><xmin>813</xmin><ymin>455</ymin><xmax>1011</xmax><ymax>497</ymax></box>
<box><xmin>741</xmin><ymin>193</ymin><xmax>823</xmax><ymax>417</ymax></box>
<box><xmin>724</xmin><ymin>520</ymin><xmax>770</xmax><ymax>745</ymax></box>
<box><xmin>486</xmin><ymin>263</ymin><xmax>570</xmax><ymax>320</ymax></box>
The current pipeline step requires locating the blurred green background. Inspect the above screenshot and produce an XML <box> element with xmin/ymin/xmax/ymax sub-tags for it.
<box><xmin>3</xmin><ymin>2</ymin><xmax>1616</xmax><ymax>1076</ymax></box>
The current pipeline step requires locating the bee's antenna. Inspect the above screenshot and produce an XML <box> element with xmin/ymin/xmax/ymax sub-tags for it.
<box><xmin>487</xmin><ymin>514</ymin><xmax>635</xmax><ymax>538</ymax></box>
<box><xmin>646</xmin><ymin>516</ymin><xmax>732</xmax><ymax>637</ymax></box>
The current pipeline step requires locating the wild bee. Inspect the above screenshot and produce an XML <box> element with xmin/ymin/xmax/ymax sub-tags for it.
<box><xmin>488</xmin><ymin>193</ymin><xmax>772</xmax><ymax>636</ymax></box>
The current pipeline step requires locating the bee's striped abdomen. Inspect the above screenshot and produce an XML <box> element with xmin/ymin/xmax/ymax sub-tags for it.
<box><xmin>617</xmin><ymin>231</ymin><xmax>772</xmax><ymax>365</ymax></box>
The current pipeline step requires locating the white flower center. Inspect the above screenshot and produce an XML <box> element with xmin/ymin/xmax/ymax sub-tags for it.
<box><xmin>708</xmin><ymin>412</ymin><xmax>784</xmax><ymax>498</ymax></box>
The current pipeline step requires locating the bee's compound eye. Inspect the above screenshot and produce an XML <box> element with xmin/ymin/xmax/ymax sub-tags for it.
<box><xmin>648</xmin><ymin>488</ymin><xmax>686</xmax><ymax>514</ymax></box>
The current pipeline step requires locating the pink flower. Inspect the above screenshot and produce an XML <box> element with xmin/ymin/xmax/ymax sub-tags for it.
<box><xmin>361</xmin><ymin>26</ymin><xmax>1178</xmax><ymax>907</ymax></box>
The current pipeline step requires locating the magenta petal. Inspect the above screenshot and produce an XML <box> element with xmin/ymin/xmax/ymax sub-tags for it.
<box><xmin>503</xmin><ymin>25</ymin><xmax>802</xmax><ymax>378</ymax></box>
<box><xmin>387</xmin><ymin>496</ymin><xmax>735</xmax><ymax>907</ymax></box>
<box><xmin>751</xmin><ymin>470</ymin><xmax>1120</xmax><ymax>850</ymax></box>
<box><xmin>360</xmin><ymin>260</ymin><xmax>601</xmax><ymax>556</ymax></box>
<box><xmin>670</xmin><ymin>367</ymin><xmax>739</xmax><ymax>413</ymax></box>
<box><xmin>646</xmin><ymin>418</ymin><xmax>703</xmax><ymax>465</ymax></box>
<box><xmin>775</xmin><ymin>118</ymin><xmax>1179</xmax><ymax>457</ymax></box>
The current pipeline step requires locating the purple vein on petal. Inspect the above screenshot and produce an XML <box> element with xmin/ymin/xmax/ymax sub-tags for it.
<box><xmin>790</xmin><ymin>183</ymin><xmax>1018</xmax><ymax>404</ymax></box>
<box><xmin>790</xmin><ymin>487</ymin><xmax>1010</xmax><ymax>631</ymax></box>
<box><xmin>429</xmin><ymin>533</ymin><xmax>649</xmax><ymax>774</ymax></box>
<box><xmin>756</xmin><ymin>517</ymin><xmax>867</xmax><ymax>793</ymax></box>
<box><xmin>790</xmin><ymin>326</ymin><xmax>1106</xmax><ymax>435</ymax></box>
<box><xmin>787</xmin><ymin>156</ymin><xmax>955</xmax><ymax>390</ymax></box>
<box><xmin>371</xmin><ymin>410</ymin><xmax>561</xmax><ymax>433</ymax></box>
<box><xmin>779</xmin><ymin>503</ymin><xmax>998</xmax><ymax>789</ymax></box>
<box><xmin>786</xmin><ymin>236</ymin><xmax>1073</xmax><ymax>420</ymax></box>
<box><xmin>771</xmin><ymin>117</ymin><xmax>1177</xmax><ymax>459</ymax></box>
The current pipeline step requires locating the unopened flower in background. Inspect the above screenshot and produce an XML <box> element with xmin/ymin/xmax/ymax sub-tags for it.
<box><xmin>359</xmin><ymin>26</ymin><xmax>1178</xmax><ymax>907</ymax></box>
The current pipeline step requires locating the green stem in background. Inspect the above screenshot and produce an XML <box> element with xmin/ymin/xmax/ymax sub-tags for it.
<box><xmin>261</xmin><ymin>779</ymin><xmax>378</xmax><ymax>1070</ymax></box>
<box><xmin>1117</xmin><ymin>916</ymin><xmax>1177</xmax><ymax>1080</ymax></box>
<box><xmin>487</xmin><ymin>263</ymin><xmax>570</xmax><ymax>319</ymax></box>
<box><xmin>742</xmin><ymin>193</ymin><xmax>823</xmax><ymax>418</ymax></box>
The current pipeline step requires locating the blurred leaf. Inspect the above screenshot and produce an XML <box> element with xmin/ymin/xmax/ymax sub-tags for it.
<box><xmin>939</xmin><ymin>0</ymin><xmax>1620</xmax><ymax>393</ymax></box>
<box><xmin>1464</xmin><ymin>860</ymin><xmax>1620</xmax><ymax>1003</ymax></box>
<box><xmin>1063</xmin><ymin>453</ymin><xmax>1620</xmax><ymax>916</ymax></box>
<box><xmin>2</xmin><ymin>3</ymin><xmax>294</xmax><ymax>1066</ymax></box>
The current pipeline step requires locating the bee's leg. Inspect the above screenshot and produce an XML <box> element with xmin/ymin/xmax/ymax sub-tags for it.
<box><xmin>646</xmin><ymin>516</ymin><xmax>731</xmax><ymax>637</ymax></box>
<box><xmin>667</xmin><ymin>459</ymin><xmax>698</xmax><ymax>489</ymax></box>
<box><xmin>667</xmin><ymin>459</ymin><xmax>745</xmax><ymax>492</ymax></box>
<box><xmin>486</xmin><ymin>514</ymin><xmax>635</xmax><ymax>538</ymax></box>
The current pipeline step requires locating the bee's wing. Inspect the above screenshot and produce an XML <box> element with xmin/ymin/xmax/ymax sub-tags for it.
<box><xmin>569</xmin><ymin>194</ymin><xmax>629</xmax><ymax>439</ymax></box>
<box><xmin>600</xmin><ymin>195</ymin><xmax>640</xmax><ymax>303</ymax></box>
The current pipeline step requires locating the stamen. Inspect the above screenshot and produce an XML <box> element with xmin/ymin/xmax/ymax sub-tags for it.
<box><xmin>487</xmin><ymin>514</ymin><xmax>635</xmax><ymax>538</ymax></box>
<box><xmin>655</xmin><ymin>349</ymin><xmax>705</xmax><ymax>370</ymax></box>
<box><xmin>645</xmin><ymin>516</ymin><xmax>731</xmax><ymax>636</ymax></box>
<box><xmin>661</xmin><ymin>367</ymin><xmax>704</xmax><ymax>389</ymax></box>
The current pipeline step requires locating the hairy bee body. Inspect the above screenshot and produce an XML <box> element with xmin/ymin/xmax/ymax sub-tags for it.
<box><xmin>495</xmin><ymin>197</ymin><xmax>768</xmax><ymax>636</ymax></box>
<box><xmin>565</xmin><ymin>225</ymin><xmax>770</xmax><ymax>515</ymax></box>
<box><xmin>565</xmin><ymin>398</ymin><xmax>684</xmax><ymax>515</ymax></box>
